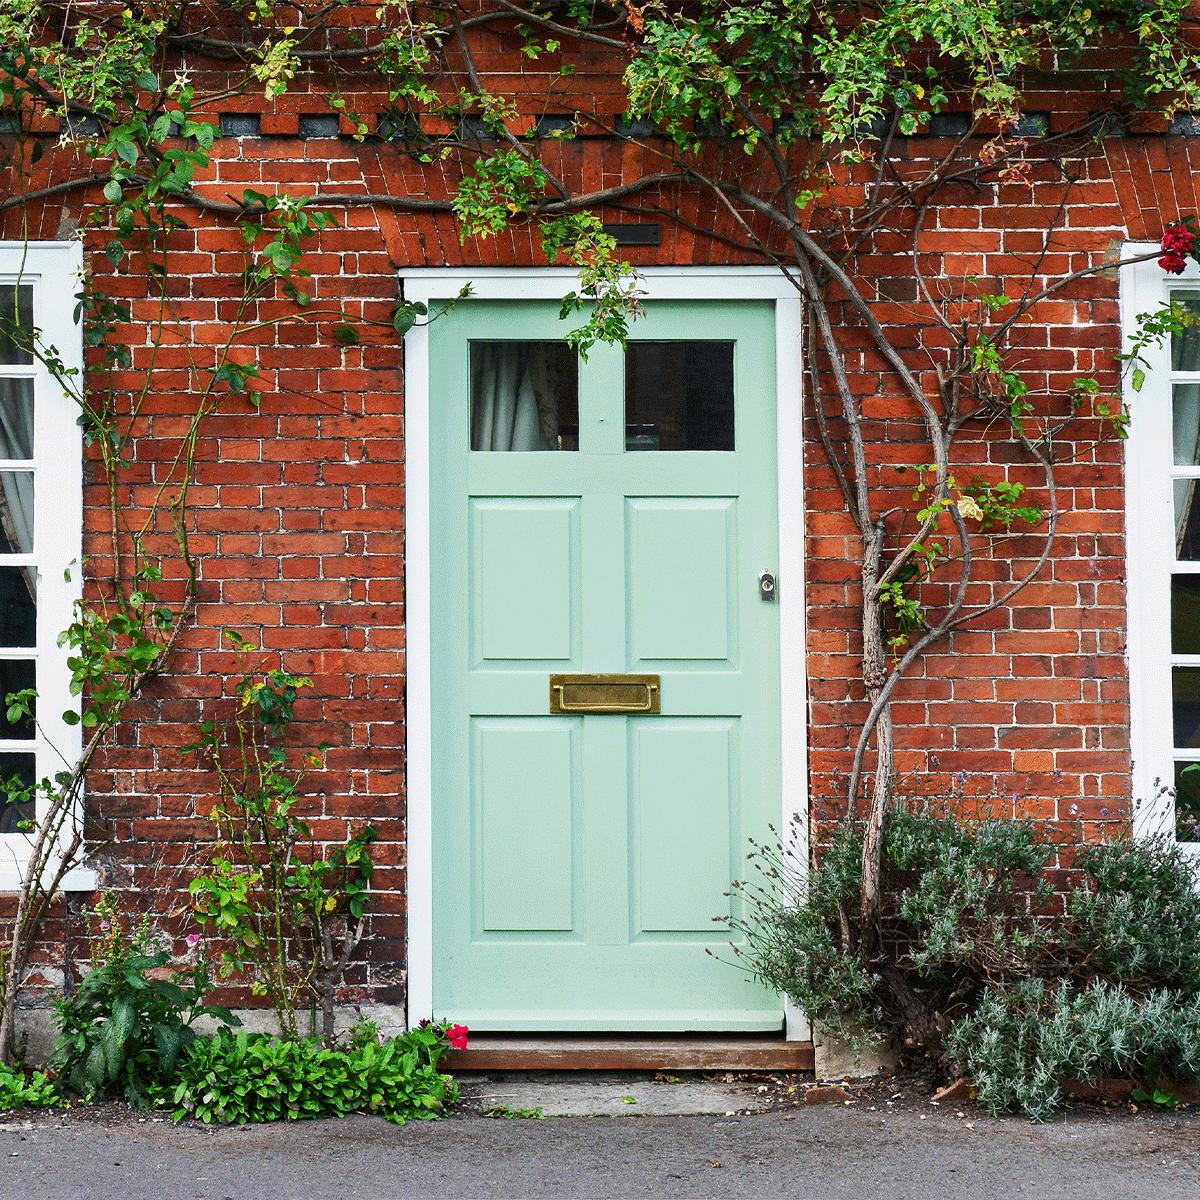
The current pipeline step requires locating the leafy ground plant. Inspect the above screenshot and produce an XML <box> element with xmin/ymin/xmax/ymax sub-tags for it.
<box><xmin>50</xmin><ymin>893</ymin><xmax>237</xmax><ymax>1106</ymax></box>
<box><xmin>168</xmin><ymin>1020</ymin><xmax>462</xmax><ymax>1125</ymax></box>
<box><xmin>187</xmin><ymin>639</ymin><xmax>375</xmax><ymax>1043</ymax></box>
<box><xmin>948</xmin><ymin>983</ymin><xmax>1200</xmax><ymax>1121</ymax></box>
<box><xmin>0</xmin><ymin>1061</ymin><xmax>58</xmax><ymax>1111</ymax></box>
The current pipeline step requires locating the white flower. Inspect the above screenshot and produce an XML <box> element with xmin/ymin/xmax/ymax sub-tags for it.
<box><xmin>956</xmin><ymin>495</ymin><xmax>985</xmax><ymax>521</ymax></box>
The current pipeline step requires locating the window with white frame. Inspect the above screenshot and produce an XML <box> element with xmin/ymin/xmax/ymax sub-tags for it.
<box><xmin>0</xmin><ymin>243</ymin><xmax>82</xmax><ymax>887</ymax></box>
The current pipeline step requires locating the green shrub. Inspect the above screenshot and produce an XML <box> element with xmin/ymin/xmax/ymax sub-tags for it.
<box><xmin>50</xmin><ymin>894</ymin><xmax>237</xmax><ymax>1106</ymax></box>
<box><xmin>735</xmin><ymin>809</ymin><xmax>1200</xmax><ymax>1118</ymax></box>
<box><xmin>168</xmin><ymin>1022</ymin><xmax>459</xmax><ymax>1125</ymax></box>
<box><xmin>0</xmin><ymin>1061</ymin><xmax>58</xmax><ymax>1111</ymax></box>
<box><xmin>732</xmin><ymin>808</ymin><xmax>1052</xmax><ymax>1050</ymax></box>
<box><xmin>733</xmin><ymin>827</ymin><xmax>881</xmax><ymax>1047</ymax></box>
<box><xmin>948</xmin><ymin>982</ymin><xmax>1200</xmax><ymax>1121</ymax></box>
<box><xmin>1066</xmin><ymin>837</ymin><xmax>1200</xmax><ymax>992</ymax></box>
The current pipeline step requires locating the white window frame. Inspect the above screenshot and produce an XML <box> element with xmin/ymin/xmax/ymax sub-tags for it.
<box><xmin>399</xmin><ymin>266</ymin><xmax>809</xmax><ymax>1037</ymax></box>
<box><xmin>1124</xmin><ymin>242</ymin><xmax>1200</xmax><ymax>852</ymax></box>
<box><xmin>0</xmin><ymin>241</ymin><xmax>86</xmax><ymax>891</ymax></box>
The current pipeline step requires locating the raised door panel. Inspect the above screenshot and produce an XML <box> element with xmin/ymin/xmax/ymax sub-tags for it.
<box><xmin>470</xmin><ymin>498</ymin><xmax>580</xmax><ymax>665</ymax></box>
<box><xmin>629</xmin><ymin>718</ymin><xmax>736</xmax><ymax>935</ymax></box>
<box><xmin>626</xmin><ymin>498</ymin><xmax>736</xmax><ymax>664</ymax></box>
<box><xmin>473</xmin><ymin>717</ymin><xmax>581</xmax><ymax>934</ymax></box>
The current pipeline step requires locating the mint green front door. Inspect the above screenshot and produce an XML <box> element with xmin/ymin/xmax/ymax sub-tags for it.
<box><xmin>430</xmin><ymin>299</ymin><xmax>783</xmax><ymax>1031</ymax></box>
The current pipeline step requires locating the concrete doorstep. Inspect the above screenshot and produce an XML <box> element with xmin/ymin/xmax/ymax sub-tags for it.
<box><xmin>463</xmin><ymin>1072</ymin><xmax>769</xmax><ymax>1117</ymax></box>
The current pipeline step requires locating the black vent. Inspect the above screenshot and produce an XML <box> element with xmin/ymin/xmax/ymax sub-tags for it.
<box><xmin>616</xmin><ymin>116</ymin><xmax>656</xmax><ymax>138</ymax></box>
<box><xmin>219</xmin><ymin>113</ymin><xmax>261</xmax><ymax>139</ymax></box>
<box><xmin>64</xmin><ymin>112</ymin><xmax>103</xmax><ymax>137</ymax></box>
<box><xmin>603</xmin><ymin>223</ymin><xmax>661</xmax><ymax>247</ymax></box>
<box><xmin>533</xmin><ymin>115</ymin><xmax>575</xmax><ymax>138</ymax></box>
<box><xmin>1013</xmin><ymin>112</ymin><xmax>1049</xmax><ymax>137</ymax></box>
<box><xmin>929</xmin><ymin>112</ymin><xmax>972</xmax><ymax>137</ymax></box>
<box><xmin>299</xmin><ymin>114</ymin><xmax>341</xmax><ymax>139</ymax></box>
<box><xmin>379</xmin><ymin>112</ymin><xmax>420</xmax><ymax>143</ymax></box>
<box><xmin>853</xmin><ymin>114</ymin><xmax>894</xmax><ymax>140</ymax></box>
<box><xmin>458</xmin><ymin>116</ymin><xmax>499</xmax><ymax>142</ymax></box>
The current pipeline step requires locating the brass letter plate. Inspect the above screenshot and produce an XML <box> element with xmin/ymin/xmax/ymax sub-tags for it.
<box><xmin>549</xmin><ymin>673</ymin><xmax>661</xmax><ymax>714</ymax></box>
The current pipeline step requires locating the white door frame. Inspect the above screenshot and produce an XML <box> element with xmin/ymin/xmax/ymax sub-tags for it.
<box><xmin>401</xmin><ymin>266</ymin><xmax>810</xmax><ymax>1040</ymax></box>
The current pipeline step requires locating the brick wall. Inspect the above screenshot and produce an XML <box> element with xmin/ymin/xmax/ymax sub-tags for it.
<box><xmin>0</xmin><ymin>40</ymin><xmax>1191</xmax><ymax>1017</ymax></box>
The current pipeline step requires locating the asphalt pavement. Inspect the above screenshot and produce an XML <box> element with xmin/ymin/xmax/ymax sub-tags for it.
<box><xmin>3</xmin><ymin>1094</ymin><xmax>1199</xmax><ymax>1200</ymax></box>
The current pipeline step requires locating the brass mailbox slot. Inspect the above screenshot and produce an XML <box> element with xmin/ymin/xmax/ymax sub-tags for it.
<box><xmin>549</xmin><ymin>673</ymin><xmax>661</xmax><ymax>714</ymax></box>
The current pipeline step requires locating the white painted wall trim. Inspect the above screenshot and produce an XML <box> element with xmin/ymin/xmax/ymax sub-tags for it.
<box><xmin>1123</xmin><ymin>242</ymin><xmax>1200</xmax><ymax>851</ymax></box>
<box><xmin>401</xmin><ymin>266</ymin><xmax>810</xmax><ymax>1037</ymax></box>
<box><xmin>0</xmin><ymin>240</ymin><xmax>89</xmax><ymax>892</ymax></box>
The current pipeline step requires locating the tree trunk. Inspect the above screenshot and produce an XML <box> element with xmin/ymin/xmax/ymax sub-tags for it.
<box><xmin>858</xmin><ymin>523</ymin><xmax>895</xmax><ymax>950</ymax></box>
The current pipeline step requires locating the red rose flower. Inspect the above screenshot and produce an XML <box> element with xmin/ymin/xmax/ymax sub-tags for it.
<box><xmin>1160</xmin><ymin>223</ymin><xmax>1196</xmax><ymax>274</ymax></box>
<box><xmin>446</xmin><ymin>1023</ymin><xmax>469</xmax><ymax>1050</ymax></box>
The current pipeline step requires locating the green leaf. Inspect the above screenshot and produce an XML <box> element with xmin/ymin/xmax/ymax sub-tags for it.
<box><xmin>1131</xmin><ymin>366</ymin><xmax>1146</xmax><ymax>392</ymax></box>
<box><xmin>153</xmin><ymin>1023</ymin><xmax>183</xmax><ymax>1077</ymax></box>
<box><xmin>333</xmin><ymin>323</ymin><xmax>360</xmax><ymax>345</ymax></box>
<box><xmin>392</xmin><ymin>304</ymin><xmax>421</xmax><ymax>337</ymax></box>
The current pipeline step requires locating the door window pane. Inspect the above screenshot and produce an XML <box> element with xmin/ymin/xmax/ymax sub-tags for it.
<box><xmin>0</xmin><ymin>750</ymin><xmax>35</xmax><ymax>833</ymax></box>
<box><xmin>0</xmin><ymin>286</ymin><xmax>32</xmax><ymax>366</ymax></box>
<box><xmin>0</xmin><ymin>378</ymin><xmax>33</xmax><ymax>460</ymax></box>
<box><xmin>470</xmin><ymin>342</ymin><xmax>578</xmax><ymax>451</ymax></box>
<box><xmin>625</xmin><ymin>342</ymin><xmax>734</xmax><ymax>451</ymax></box>
<box><xmin>1176</xmin><ymin>761</ymin><xmax>1200</xmax><ymax>842</ymax></box>
<box><xmin>1173</xmin><ymin>294</ymin><xmax>1200</xmax><ymax>371</ymax></box>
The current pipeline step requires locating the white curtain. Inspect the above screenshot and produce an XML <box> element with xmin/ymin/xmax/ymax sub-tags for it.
<box><xmin>471</xmin><ymin>344</ymin><xmax>560</xmax><ymax>451</ymax></box>
<box><xmin>0</xmin><ymin>377</ymin><xmax>34</xmax><ymax>563</ymax></box>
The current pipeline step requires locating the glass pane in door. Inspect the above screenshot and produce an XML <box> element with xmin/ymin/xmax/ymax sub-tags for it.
<box><xmin>625</xmin><ymin>342</ymin><xmax>734</xmax><ymax>450</ymax></box>
<box><xmin>470</xmin><ymin>341</ymin><xmax>579</xmax><ymax>451</ymax></box>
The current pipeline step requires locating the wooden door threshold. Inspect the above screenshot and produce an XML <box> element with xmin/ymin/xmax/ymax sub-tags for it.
<box><xmin>444</xmin><ymin>1034</ymin><xmax>814</xmax><ymax>1073</ymax></box>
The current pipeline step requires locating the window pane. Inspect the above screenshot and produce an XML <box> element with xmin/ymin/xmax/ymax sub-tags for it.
<box><xmin>1172</xmin><ymin>294</ymin><xmax>1200</xmax><ymax>371</ymax></box>
<box><xmin>1172</xmin><ymin>574</ymin><xmax>1200</xmax><ymax>653</ymax></box>
<box><xmin>0</xmin><ymin>659</ymin><xmax>34</xmax><ymax>740</ymax></box>
<box><xmin>1173</xmin><ymin>480</ymin><xmax>1200</xmax><ymax>560</ymax></box>
<box><xmin>0</xmin><ymin>286</ymin><xmax>33</xmax><ymax>366</ymax></box>
<box><xmin>1175</xmin><ymin>385</ymin><xmax>1200</xmax><ymax>465</ymax></box>
<box><xmin>0</xmin><ymin>471</ymin><xmax>32</xmax><ymax>554</ymax></box>
<box><xmin>0</xmin><ymin>378</ymin><xmax>34</xmax><ymax>459</ymax></box>
<box><xmin>0</xmin><ymin>751</ymin><xmax>35</xmax><ymax>833</ymax></box>
<box><xmin>1173</xmin><ymin>666</ymin><xmax>1200</xmax><ymax>748</ymax></box>
<box><xmin>470</xmin><ymin>342</ymin><xmax>578</xmax><ymax>451</ymax></box>
<box><xmin>1176</xmin><ymin>761</ymin><xmax>1200</xmax><ymax>842</ymax></box>
<box><xmin>0</xmin><ymin>567</ymin><xmax>35</xmax><ymax>647</ymax></box>
<box><xmin>625</xmin><ymin>342</ymin><xmax>734</xmax><ymax>451</ymax></box>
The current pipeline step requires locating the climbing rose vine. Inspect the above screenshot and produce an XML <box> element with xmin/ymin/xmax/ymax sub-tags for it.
<box><xmin>1160</xmin><ymin>220</ymin><xmax>1198</xmax><ymax>274</ymax></box>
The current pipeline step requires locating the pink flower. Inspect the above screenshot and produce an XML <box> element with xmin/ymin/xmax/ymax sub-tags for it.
<box><xmin>185</xmin><ymin>932</ymin><xmax>202</xmax><ymax>949</ymax></box>
<box><xmin>446</xmin><ymin>1023</ymin><xmax>469</xmax><ymax>1050</ymax></box>
<box><xmin>1160</xmin><ymin>223</ymin><xmax>1196</xmax><ymax>274</ymax></box>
